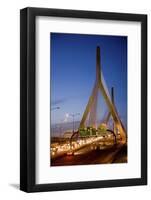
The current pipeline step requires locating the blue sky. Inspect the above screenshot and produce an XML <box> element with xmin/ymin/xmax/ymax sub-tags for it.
<box><xmin>50</xmin><ymin>33</ymin><xmax>127</xmax><ymax>129</ymax></box>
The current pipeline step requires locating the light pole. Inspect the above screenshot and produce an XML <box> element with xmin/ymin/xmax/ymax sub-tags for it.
<box><xmin>69</xmin><ymin>113</ymin><xmax>80</xmax><ymax>133</ymax></box>
<box><xmin>55</xmin><ymin>123</ymin><xmax>62</xmax><ymax>138</ymax></box>
<box><xmin>51</xmin><ymin>107</ymin><xmax>60</xmax><ymax>137</ymax></box>
<box><xmin>59</xmin><ymin>119</ymin><xmax>64</xmax><ymax>138</ymax></box>
<box><xmin>51</xmin><ymin>106</ymin><xmax>60</xmax><ymax>111</ymax></box>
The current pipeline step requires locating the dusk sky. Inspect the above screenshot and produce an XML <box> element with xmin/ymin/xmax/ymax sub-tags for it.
<box><xmin>50</xmin><ymin>33</ymin><xmax>127</xmax><ymax>129</ymax></box>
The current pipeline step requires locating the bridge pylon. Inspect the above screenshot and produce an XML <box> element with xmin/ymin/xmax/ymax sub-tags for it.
<box><xmin>79</xmin><ymin>46</ymin><xmax>126</xmax><ymax>144</ymax></box>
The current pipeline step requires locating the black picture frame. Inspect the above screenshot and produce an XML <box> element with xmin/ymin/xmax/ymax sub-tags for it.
<box><xmin>20</xmin><ymin>7</ymin><xmax>147</xmax><ymax>192</ymax></box>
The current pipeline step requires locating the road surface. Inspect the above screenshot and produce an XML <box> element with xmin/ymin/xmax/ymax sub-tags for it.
<box><xmin>51</xmin><ymin>144</ymin><xmax>127</xmax><ymax>166</ymax></box>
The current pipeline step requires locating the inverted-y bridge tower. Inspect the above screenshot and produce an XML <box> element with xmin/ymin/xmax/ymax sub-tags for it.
<box><xmin>79</xmin><ymin>46</ymin><xmax>126</xmax><ymax>143</ymax></box>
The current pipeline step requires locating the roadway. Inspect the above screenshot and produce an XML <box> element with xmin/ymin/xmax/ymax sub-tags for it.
<box><xmin>51</xmin><ymin>143</ymin><xmax>127</xmax><ymax>166</ymax></box>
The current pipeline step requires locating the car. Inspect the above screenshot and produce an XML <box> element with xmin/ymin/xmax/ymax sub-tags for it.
<box><xmin>66</xmin><ymin>151</ymin><xmax>74</xmax><ymax>156</ymax></box>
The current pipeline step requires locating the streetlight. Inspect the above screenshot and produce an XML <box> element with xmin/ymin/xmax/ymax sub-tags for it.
<box><xmin>69</xmin><ymin>113</ymin><xmax>80</xmax><ymax>133</ymax></box>
<box><xmin>51</xmin><ymin>106</ymin><xmax>60</xmax><ymax>111</ymax></box>
<box><xmin>55</xmin><ymin>123</ymin><xmax>62</xmax><ymax>138</ymax></box>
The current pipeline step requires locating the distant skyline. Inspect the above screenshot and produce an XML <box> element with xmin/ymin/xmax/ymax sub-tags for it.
<box><xmin>50</xmin><ymin>33</ymin><xmax>127</xmax><ymax>131</ymax></box>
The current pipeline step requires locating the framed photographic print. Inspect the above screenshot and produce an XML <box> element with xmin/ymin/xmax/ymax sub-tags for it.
<box><xmin>20</xmin><ymin>7</ymin><xmax>147</xmax><ymax>192</ymax></box>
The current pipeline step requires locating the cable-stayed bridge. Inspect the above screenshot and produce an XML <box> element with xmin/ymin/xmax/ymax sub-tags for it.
<box><xmin>51</xmin><ymin>46</ymin><xmax>127</xmax><ymax>166</ymax></box>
